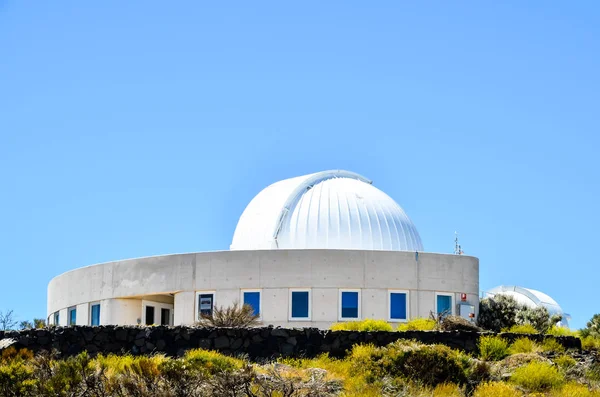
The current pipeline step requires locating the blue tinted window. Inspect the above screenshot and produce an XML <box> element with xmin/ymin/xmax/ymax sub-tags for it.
<box><xmin>390</xmin><ymin>293</ymin><xmax>407</xmax><ymax>320</ymax></box>
<box><xmin>341</xmin><ymin>291</ymin><xmax>359</xmax><ymax>318</ymax></box>
<box><xmin>54</xmin><ymin>312</ymin><xmax>59</xmax><ymax>325</ymax></box>
<box><xmin>69</xmin><ymin>308</ymin><xmax>77</xmax><ymax>325</ymax></box>
<box><xmin>291</xmin><ymin>291</ymin><xmax>309</xmax><ymax>318</ymax></box>
<box><xmin>437</xmin><ymin>295</ymin><xmax>452</xmax><ymax>316</ymax></box>
<box><xmin>91</xmin><ymin>304</ymin><xmax>101</xmax><ymax>326</ymax></box>
<box><xmin>243</xmin><ymin>292</ymin><xmax>260</xmax><ymax>316</ymax></box>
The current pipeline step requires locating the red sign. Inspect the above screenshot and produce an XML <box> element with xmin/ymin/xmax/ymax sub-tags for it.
<box><xmin>460</xmin><ymin>293</ymin><xmax>467</xmax><ymax>301</ymax></box>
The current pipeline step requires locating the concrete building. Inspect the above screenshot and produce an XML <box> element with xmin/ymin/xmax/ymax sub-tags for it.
<box><xmin>47</xmin><ymin>170</ymin><xmax>479</xmax><ymax>328</ymax></box>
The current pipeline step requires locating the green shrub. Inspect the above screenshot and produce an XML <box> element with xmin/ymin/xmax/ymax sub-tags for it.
<box><xmin>477</xmin><ymin>295</ymin><xmax>520</xmax><ymax>332</ymax></box>
<box><xmin>349</xmin><ymin>340</ymin><xmax>470</xmax><ymax>387</ymax></box>
<box><xmin>183</xmin><ymin>349</ymin><xmax>244</xmax><ymax>374</ymax></box>
<box><xmin>503</xmin><ymin>324</ymin><xmax>538</xmax><ymax>334</ymax></box>
<box><xmin>330</xmin><ymin>319</ymin><xmax>393</xmax><ymax>332</ymax></box>
<box><xmin>478</xmin><ymin>335</ymin><xmax>509</xmax><ymax>361</ymax></box>
<box><xmin>380</xmin><ymin>341</ymin><xmax>470</xmax><ymax>387</ymax></box>
<box><xmin>509</xmin><ymin>337</ymin><xmax>538</xmax><ymax>354</ymax></box>
<box><xmin>551</xmin><ymin>382</ymin><xmax>600</xmax><ymax>397</ymax></box>
<box><xmin>473</xmin><ymin>381</ymin><xmax>521</xmax><ymax>397</ymax></box>
<box><xmin>397</xmin><ymin>317</ymin><xmax>436</xmax><ymax>331</ymax></box>
<box><xmin>541</xmin><ymin>338</ymin><xmax>566</xmax><ymax>353</ymax></box>
<box><xmin>510</xmin><ymin>360</ymin><xmax>564</xmax><ymax>391</ymax></box>
<box><xmin>581</xmin><ymin>336</ymin><xmax>600</xmax><ymax>351</ymax></box>
<box><xmin>517</xmin><ymin>306</ymin><xmax>562</xmax><ymax>333</ymax></box>
<box><xmin>554</xmin><ymin>355</ymin><xmax>577</xmax><ymax>371</ymax></box>
<box><xmin>547</xmin><ymin>326</ymin><xmax>579</xmax><ymax>337</ymax></box>
<box><xmin>478</xmin><ymin>294</ymin><xmax>559</xmax><ymax>333</ymax></box>
<box><xmin>0</xmin><ymin>360</ymin><xmax>37</xmax><ymax>396</ymax></box>
<box><xmin>580</xmin><ymin>314</ymin><xmax>600</xmax><ymax>338</ymax></box>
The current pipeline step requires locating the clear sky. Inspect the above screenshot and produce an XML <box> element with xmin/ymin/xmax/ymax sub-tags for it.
<box><xmin>1</xmin><ymin>1</ymin><xmax>598</xmax><ymax>329</ymax></box>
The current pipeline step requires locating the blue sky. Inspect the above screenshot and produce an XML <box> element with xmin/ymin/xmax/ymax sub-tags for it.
<box><xmin>1</xmin><ymin>1</ymin><xmax>598</xmax><ymax>329</ymax></box>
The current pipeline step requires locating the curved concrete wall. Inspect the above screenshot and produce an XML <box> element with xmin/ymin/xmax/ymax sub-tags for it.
<box><xmin>47</xmin><ymin>250</ymin><xmax>479</xmax><ymax>329</ymax></box>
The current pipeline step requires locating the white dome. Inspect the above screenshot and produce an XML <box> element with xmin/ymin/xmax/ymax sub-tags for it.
<box><xmin>485</xmin><ymin>285</ymin><xmax>571</xmax><ymax>327</ymax></box>
<box><xmin>231</xmin><ymin>170</ymin><xmax>424</xmax><ymax>252</ymax></box>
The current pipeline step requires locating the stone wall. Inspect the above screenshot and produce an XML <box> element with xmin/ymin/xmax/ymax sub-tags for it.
<box><xmin>0</xmin><ymin>326</ymin><xmax>581</xmax><ymax>359</ymax></box>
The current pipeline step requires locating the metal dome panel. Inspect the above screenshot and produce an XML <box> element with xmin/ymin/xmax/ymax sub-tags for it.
<box><xmin>231</xmin><ymin>170</ymin><xmax>423</xmax><ymax>252</ymax></box>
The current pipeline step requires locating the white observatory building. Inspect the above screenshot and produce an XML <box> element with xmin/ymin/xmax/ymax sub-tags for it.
<box><xmin>47</xmin><ymin>170</ymin><xmax>480</xmax><ymax>328</ymax></box>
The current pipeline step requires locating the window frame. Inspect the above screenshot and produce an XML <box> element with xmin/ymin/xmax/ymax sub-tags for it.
<box><xmin>338</xmin><ymin>289</ymin><xmax>361</xmax><ymax>321</ymax></box>
<box><xmin>89</xmin><ymin>302</ymin><xmax>101</xmax><ymax>326</ymax></box>
<box><xmin>241</xmin><ymin>289</ymin><xmax>262</xmax><ymax>319</ymax></box>
<box><xmin>195</xmin><ymin>291</ymin><xmax>216</xmax><ymax>322</ymax></box>
<box><xmin>53</xmin><ymin>311</ymin><xmax>60</xmax><ymax>326</ymax></box>
<box><xmin>388</xmin><ymin>289</ymin><xmax>410</xmax><ymax>322</ymax></box>
<box><xmin>68</xmin><ymin>306</ymin><xmax>77</xmax><ymax>326</ymax></box>
<box><xmin>288</xmin><ymin>288</ymin><xmax>311</xmax><ymax>321</ymax></box>
<box><xmin>435</xmin><ymin>292</ymin><xmax>455</xmax><ymax>316</ymax></box>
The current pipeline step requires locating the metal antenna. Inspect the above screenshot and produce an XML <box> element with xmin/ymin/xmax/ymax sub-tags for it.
<box><xmin>454</xmin><ymin>231</ymin><xmax>463</xmax><ymax>255</ymax></box>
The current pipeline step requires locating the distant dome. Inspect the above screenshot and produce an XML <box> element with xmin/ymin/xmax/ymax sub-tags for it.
<box><xmin>485</xmin><ymin>285</ymin><xmax>571</xmax><ymax>327</ymax></box>
<box><xmin>231</xmin><ymin>170</ymin><xmax>424</xmax><ymax>252</ymax></box>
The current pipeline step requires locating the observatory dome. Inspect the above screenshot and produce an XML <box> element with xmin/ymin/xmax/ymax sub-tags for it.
<box><xmin>486</xmin><ymin>285</ymin><xmax>571</xmax><ymax>327</ymax></box>
<box><xmin>231</xmin><ymin>170</ymin><xmax>424</xmax><ymax>252</ymax></box>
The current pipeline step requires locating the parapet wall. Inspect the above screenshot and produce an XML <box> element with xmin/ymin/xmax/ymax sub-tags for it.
<box><xmin>0</xmin><ymin>326</ymin><xmax>581</xmax><ymax>358</ymax></box>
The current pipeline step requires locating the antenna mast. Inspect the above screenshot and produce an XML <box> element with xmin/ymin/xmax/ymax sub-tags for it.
<box><xmin>454</xmin><ymin>231</ymin><xmax>464</xmax><ymax>255</ymax></box>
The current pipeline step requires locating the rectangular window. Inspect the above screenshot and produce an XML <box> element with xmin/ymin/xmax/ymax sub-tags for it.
<box><xmin>197</xmin><ymin>292</ymin><xmax>215</xmax><ymax>320</ymax></box>
<box><xmin>289</xmin><ymin>289</ymin><xmax>310</xmax><ymax>320</ymax></box>
<box><xmin>90</xmin><ymin>303</ymin><xmax>101</xmax><ymax>326</ymax></box>
<box><xmin>54</xmin><ymin>311</ymin><xmax>60</xmax><ymax>326</ymax></box>
<box><xmin>242</xmin><ymin>290</ymin><xmax>261</xmax><ymax>317</ymax></box>
<box><xmin>339</xmin><ymin>290</ymin><xmax>360</xmax><ymax>320</ymax></box>
<box><xmin>68</xmin><ymin>307</ymin><xmax>77</xmax><ymax>326</ymax></box>
<box><xmin>389</xmin><ymin>291</ymin><xmax>408</xmax><ymax>321</ymax></box>
<box><xmin>145</xmin><ymin>306</ymin><xmax>155</xmax><ymax>325</ymax></box>
<box><xmin>436</xmin><ymin>293</ymin><xmax>453</xmax><ymax>316</ymax></box>
<box><xmin>161</xmin><ymin>308</ymin><xmax>170</xmax><ymax>326</ymax></box>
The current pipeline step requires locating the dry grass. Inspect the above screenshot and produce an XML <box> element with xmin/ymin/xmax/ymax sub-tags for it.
<box><xmin>196</xmin><ymin>301</ymin><xmax>260</xmax><ymax>328</ymax></box>
<box><xmin>473</xmin><ymin>381</ymin><xmax>521</xmax><ymax>397</ymax></box>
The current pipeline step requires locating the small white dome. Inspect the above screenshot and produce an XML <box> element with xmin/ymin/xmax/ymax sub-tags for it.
<box><xmin>231</xmin><ymin>170</ymin><xmax>423</xmax><ymax>252</ymax></box>
<box><xmin>485</xmin><ymin>285</ymin><xmax>570</xmax><ymax>327</ymax></box>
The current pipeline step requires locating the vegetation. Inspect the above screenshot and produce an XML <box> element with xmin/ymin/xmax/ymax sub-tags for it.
<box><xmin>2</xmin><ymin>309</ymin><xmax>599</xmax><ymax>396</ymax></box>
<box><xmin>196</xmin><ymin>301</ymin><xmax>260</xmax><ymax>328</ymax></box>
<box><xmin>582</xmin><ymin>335</ymin><xmax>600</xmax><ymax>351</ymax></box>
<box><xmin>580</xmin><ymin>314</ymin><xmax>600</xmax><ymax>338</ymax></box>
<box><xmin>472</xmin><ymin>382</ymin><xmax>521</xmax><ymax>397</ymax></box>
<box><xmin>510</xmin><ymin>360</ymin><xmax>565</xmax><ymax>391</ymax></box>
<box><xmin>0</xmin><ymin>310</ymin><xmax>17</xmax><ymax>331</ymax></box>
<box><xmin>436</xmin><ymin>315</ymin><xmax>481</xmax><ymax>332</ymax></box>
<box><xmin>330</xmin><ymin>319</ymin><xmax>393</xmax><ymax>332</ymax></box>
<box><xmin>508</xmin><ymin>337</ymin><xmax>538</xmax><ymax>354</ymax></box>
<box><xmin>503</xmin><ymin>324</ymin><xmax>538</xmax><ymax>334</ymax></box>
<box><xmin>396</xmin><ymin>317</ymin><xmax>436</xmax><ymax>331</ymax></box>
<box><xmin>478</xmin><ymin>294</ymin><xmax>561</xmax><ymax>333</ymax></box>
<box><xmin>478</xmin><ymin>335</ymin><xmax>509</xmax><ymax>361</ymax></box>
<box><xmin>547</xmin><ymin>325</ymin><xmax>579</xmax><ymax>337</ymax></box>
<box><xmin>541</xmin><ymin>337</ymin><xmax>566</xmax><ymax>353</ymax></box>
<box><xmin>554</xmin><ymin>354</ymin><xmax>577</xmax><ymax>371</ymax></box>
<box><xmin>3</xmin><ymin>334</ymin><xmax>600</xmax><ymax>397</ymax></box>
